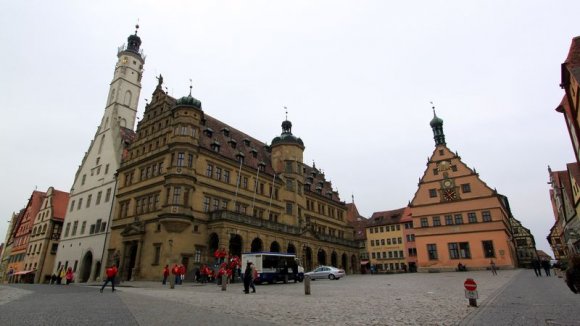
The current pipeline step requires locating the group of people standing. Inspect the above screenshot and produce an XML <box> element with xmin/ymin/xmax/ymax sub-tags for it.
<box><xmin>161</xmin><ymin>264</ymin><xmax>187</xmax><ymax>285</ymax></box>
<box><xmin>531</xmin><ymin>258</ymin><xmax>553</xmax><ymax>277</ymax></box>
<box><xmin>50</xmin><ymin>267</ymin><xmax>74</xmax><ymax>285</ymax></box>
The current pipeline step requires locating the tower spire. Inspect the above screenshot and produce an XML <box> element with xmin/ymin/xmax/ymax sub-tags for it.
<box><xmin>429</xmin><ymin>102</ymin><xmax>446</xmax><ymax>146</ymax></box>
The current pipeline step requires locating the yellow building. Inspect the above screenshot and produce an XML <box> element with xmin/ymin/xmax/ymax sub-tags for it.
<box><xmin>107</xmin><ymin>79</ymin><xmax>358</xmax><ymax>281</ymax></box>
<box><xmin>366</xmin><ymin>207</ymin><xmax>407</xmax><ymax>273</ymax></box>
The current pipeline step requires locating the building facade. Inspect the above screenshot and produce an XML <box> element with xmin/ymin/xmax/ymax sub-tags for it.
<box><xmin>23</xmin><ymin>187</ymin><xmax>69</xmax><ymax>283</ymax></box>
<box><xmin>366</xmin><ymin>207</ymin><xmax>407</xmax><ymax>273</ymax></box>
<box><xmin>8</xmin><ymin>191</ymin><xmax>46</xmax><ymax>282</ymax></box>
<box><xmin>107</xmin><ymin>77</ymin><xmax>358</xmax><ymax>281</ymax></box>
<box><xmin>410</xmin><ymin>110</ymin><xmax>518</xmax><ymax>272</ymax></box>
<box><xmin>346</xmin><ymin>200</ymin><xmax>369</xmax><ymax>273</ymax></box>
<box><xmin>53</xmin><ymin>28</ymin><xmax>143</xmax><ymax>282</ymax></box>
<box><xmin>400</xmin><ymin>207</ymin><xmax>417</xmax><ymax>272</ymax></box>
<box><xmin>510</xmin><ymin>217</ymin><xmax>537</xmax><ymax>268</ymax></box>
<box><xmin>0</xmin><ymin>211</ymin><xmax>21</xmax><ymax>282</ymax></box>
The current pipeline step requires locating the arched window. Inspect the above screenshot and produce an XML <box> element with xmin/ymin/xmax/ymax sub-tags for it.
<box><xmin>124</xmin><ymin>90</ymin><xmax>132</xmax><ymax>106</ymax></box>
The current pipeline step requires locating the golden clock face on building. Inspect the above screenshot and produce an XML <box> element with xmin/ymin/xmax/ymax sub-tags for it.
<box><xmin>442</xmin><ymin>188</ymin><xmax>457</xmax><ymax>201</ymax></box>
<box><xmin>442</xmin><ymin>179</ymin><xmax>453</xmax><ymax>188</ymax></box>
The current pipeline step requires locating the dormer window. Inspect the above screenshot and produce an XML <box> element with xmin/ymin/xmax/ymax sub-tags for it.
<box><xmin>211</xmin><ymin>140</ymin><xmax>220</xmax><ymax>153</ymax></box>
<box><xmin>316</xmin><ymin>186</ymin><xmax>322</xmax><ymax>194</ymax></box>
<box><xmin>204</xmin><ymin>127</ymin><xmax>213</xmax><ymax>137</ymax></box>
<box><xmin>258</xmin><ymin>161</ymin><xmax>266</xmax><ymax>172</ymax></box>
<box><xmin>304</xmin><ymin>182</ymin><xmax>311</xmax><ymax>191</ymax></box>
<box><xmin>327</xmin><ymin>191</ymin><xmax>333</xmax><ymax>199</ymax></box>
<box><xmin>228</xmin><ymin>138</ymin><xmax>237</xmax><ymax>149</ymax></box>
<box><xmin>221</xmin><ymin>128</ymin><xmax>230</xmax><ymax>137</ymax></box>
<box><xmin>236</xmin><ymin>152</ymin><xmax>245</xmax><ymax>164</ymax></box>
<box><xmin>242</xmin><ymin>138</ymin><xmax>251</xmax><ymax>146</ymax></box>
<box><xmin>250</xmin><ymin>148</ymin><xmax>258</xmax><ymax>158</ymax></box>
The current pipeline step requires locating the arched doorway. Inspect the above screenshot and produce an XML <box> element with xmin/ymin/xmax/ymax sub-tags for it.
<box><xmin>304</xmin><ymin>247</ymin><xmax>313</xmax><ymax>271</ymax></box>
<box><xmin>287</xmin><ymin>243</ymin><xmax>296</xmax><ymax>254</ymax></box>
<box><xmin>229</xmin><ymin>234</ymin><xmax>243</xmax><ymax>257</ymax></box>
<box><xmin>251</xmin><ymin>238</ymin><xmax>263</xmax><ymax>252</ymax></box>
<box><xmin>341</xmin><ymin>253</ymin><xmax>348</xmax><ymax>273</ymax></box>
<box><xmin>331</xmin><ymin>251</ymin><xmax>338</xmax><ymax>267</ymax></box>
<box><xmin>80</xmin><ymin>251</ymin><xmax>93</xmax><ymax>282</ymax></box>
<box><xmin>270</xmin><ymin>241</ymin><xmax>281</xmax><ymax>252</ymax></box>
<box><xmin>209</xmin><ymin>233</ymin><xmax>219</xmax><ymax>260</ymax></box>
<box><xmin>317</xmin><ymin>249</ymin><xmax>327</xmax><ymax>266</ymax></box>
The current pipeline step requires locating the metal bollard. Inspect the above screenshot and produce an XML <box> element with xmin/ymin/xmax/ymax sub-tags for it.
<box><xmin>221</xmin><ymin>274</ymin><xmax>228</xmax><ymax>291</ymax></box>
<box><xmin>304</xmin><ymin>275</ymin><xmax>311</xmax><ymax>295</ymax></box>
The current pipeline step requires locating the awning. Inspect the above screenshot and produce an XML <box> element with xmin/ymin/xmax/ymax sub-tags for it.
<box><xmin>360</xmin><ymin>260</ymin><xmax>369</xmax><ymax>265</ymax></box>
<box><xmin>12</xmin><ymin>270</ymin><xmax>34</xmax><ymax>276</ymax></box>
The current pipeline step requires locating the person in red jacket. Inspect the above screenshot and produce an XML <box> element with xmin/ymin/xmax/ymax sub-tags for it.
<box><xmin>172</xmin><ymin>264</ymin><xmax>180</xmax><ymax>285</ymax></box>
<box><xmin>99</xmin><ymin>264</ymin><xmax>118</xmax><ymax>293</ymax></box>
<box><xmin>162</xmin><ymin>265</ymin><xmax>169</xmax><ymax>285</ymax></box>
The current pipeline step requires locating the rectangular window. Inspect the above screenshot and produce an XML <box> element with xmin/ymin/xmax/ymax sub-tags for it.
<box><xmin>177</xmin><ymin>152</ymin><xmax>185</xmax><ymax>167</ymax></box>
<box><xmin>285</xmin><ymin>161</ymin><xmax>293</xmax><ymax>173</ymax></box>
<box><xmin>80</xmin><ymin>221</ymin><xmax>86</xmax><ymax>235</ymax></box>
<box><xmin>105</xmin><ymin>188</ymin><xmax>112</xmax><ymax>202</ymax></box>
<box><xmin>381</xmin><ymin>239</ymin><xmax>385</xmax><ymax>245</ymax></box>
<box><xmin>212</xmin><ymin>198</ymin><xmax>219</xmax><ymax>211</ymax></box>
<box><xmin>482</xmin><ymin>211</ymin><xmax>492</xmax><ymax>222</ymax></box>
<box><xmin>420</xmin><ymin>217</ymin><xmax>428</xmax><ymax>227</ymax></box>
<box><xmin>482</xmin><ymin>240</ymin><xmax>495</xmax><ymax>258</ymax></box>
<box><xmin>77</xmin><ymin>198</ymin><xmax>83</xmax><ymax>210</ymax></box>
<box><xmin>379</xmin><ymin>226</ymin><xmax>384</xmax><ymax>233</ymax></box>
<box><xmin>445</xmin><ymin>215</ymin><xmax>453</xmax><ymax>225</ymax></box>
<box><xmin>454</xmin><ymin>214</ymin><xmax>463</xmax><ymax>225</ymax></box>
<box><xmin>371</xmin><ymin>252</ymin><xmax>376</xmax><ymax>259</ymax></box>
<box><xmin>433</xmin><ymin>168</ymin><xmax>439</xmax><ymax>176</ymax></box>
<box><xmin>64</xmin><ymin>222</ymin><xmax>71</xmax><ymax>237</ymax></box>
<box><xmin>70</xmin><ymin>200</ymin><xmax>75</xmax><ymax>212</ymax></box>
<box><xmin>86</xmin><ymin>194</ymin><xmax>92</xmax><ymax>208</ymax></box>
<box><xmin>397</xmin><ymin>237</ymin><xmax>402</xmax><ymax>244</ymax></box>
<box><xmin>387</xmin><ymin>238</ymin><xmax>391</xmax><ymax>245</ymax></box>
<box><xmin>203</xmin><ymin>197</ymin><xmax>210</xmax><ymax>212</ymax></box>
<box><xmin>461</xmin><ymin>183</ymin><xmax>471</xmax><ymax>193</ymax></box>
<box><xmin>101</xmin><ymin>222</ymin><xmax>107</xmax><ymax>233</ymax></box>
<box><xmin>432</xmin><ymin>216</ymin><xmax>441</xmax><ymax>226</ymax></box>
<box><xmin>206</xmin><ymin>164</ymin><xmax>213</xmax><ymax>177</ymax></box>
<box><xmin>396</xmin><ymin>224</ymin><xmax>400</xmax><ymax>231</ymax></box>
<box><xmin>448</xmin><ymin>242</ymin><xmax>471</xmax><ymax>259</ymax></box>
<box><xmin>429</xmin><ymin>189</ymin><xmax>437</xmax><ymax>198</ymax></box>
<box><xmin>468</xmin><ymin>212</ymin><xmax>477</xmax><ymax>223</ymax></box>
<box><xmin>82</xmin><ymin>174</ymin><xmax>86</xmax><ymax>185</ymax></box>
<box><xmin>216</xmin><ymin>167</ymin><xmax>222</xmax><ymax>180</ymax></box>
<box><xmin>90</xmin><ymin>224</ymin><xmax>95</xmax><ymax>234</ymax></box>
<box><xmin>96</xmin><ymin>191</ymin><xmax>102</xmax><ymax>205</ymax></box>
<box><xmin>153</xmin><ymin>244</ymin><xmax>161</xmax><ymax>265</ymax></box>
<box><xmin>427</xmin><ymin>244</ymin><xmax>438</xmax><ymax>260</ymax></box>
<box><xmin>95</xmin><ymin>219</ymin><xmax>102</xmax><ymax>233</ymax></box>
<box><xmin>223</xmin><ymin>170</ymin><xmax>230</xmax><ymax>183</ymax></box>
<box><xmin>286</xmin><ymin>203</ymin><xmax>293</xmax><ymax>215</ymax></box>
<box><xmin>370</xmin><ymin>240</ymin><xmax>375</xmax><ymax>246</ymax></box>
<box><xmin>172</xmin><ymin>187</ymin><xmax>181</xmax><ymax>204</ymax></box>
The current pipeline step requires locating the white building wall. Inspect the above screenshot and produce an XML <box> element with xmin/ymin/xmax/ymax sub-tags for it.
<box><xmin>53</xmin><ymin>33</ymin><xmax>144</xmax><ymax>282</ymax></box>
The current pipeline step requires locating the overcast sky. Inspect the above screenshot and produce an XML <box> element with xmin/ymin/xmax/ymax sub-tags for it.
<box><xmin>1</xmin><ymin>1</ymin><xmax>577</xmax><ymax>256</ymax></box>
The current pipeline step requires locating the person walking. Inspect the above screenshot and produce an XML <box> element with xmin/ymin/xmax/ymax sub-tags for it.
<box><xmin>490</xmin><ymin>260</ymin><xmax>498</xmax><ymax>276</ymax></box>
<box><xmin>65</xmin><ymin>267</ymin><xmax>74</xmax><ymax>284</ymax></box>
<box><xmin>162</xmin><ymin>265</ymin><xmax>169</xmax><ymax>285</ymax></box>
<box><xmin>57</xmin><ymin>267</ymin><xmax>64</xmax><ymax>284</ymax></box>
<box><xmin>249</xmin><ymin>262</ymin><xmax>257</xmax><ymax>293</ymax></box>
<box><xmin>100</xmin><ymin>264</ymin><xmax>118</xmax><ymax>293</ymax></box>
<box><xmin>565</xmin><ymin>255</ymin><xmax>580</xmax><ymax>294</ymax></box>
<box><xmin>532</xmin><ymin>259</ymin><xmax>542</xmax><ymax>277</ymax></box>
<box><xmin>179</xmin><ymin>264</ymin><xmax>186</xmax><ymax>284</ymax></box>
<box><xmin>541</xmin><ymin>259</ymin><xmax>551</xmax><ymax>277</ymax></box>
<box><xmin>243</xmin><ymin>261</ymin><xmax>253</xmax><ymax>294</ymax></box>
<box><xmin>172</xmin><ymin>264</ymin><xmax>180</xmax><ymax>285</ymax></box>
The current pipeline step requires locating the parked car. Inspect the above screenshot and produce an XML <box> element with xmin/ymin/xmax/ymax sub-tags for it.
<box><xmin>304</xmin><ymin>266</ymin><xmax>345</xmax><ymax>280</ymax></box>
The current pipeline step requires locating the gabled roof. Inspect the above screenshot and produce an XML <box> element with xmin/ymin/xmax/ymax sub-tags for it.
<box><xmin>562</xmin><ymin>36</ymin><xmax>580</xmax><ymax>90</ymax></box>
<box><xmin>51</xmin><ymin>189</ymin><xmax>70</xmax><ymax>221</ymax></box>
<box><xmin>368</xmin><ymin>207</ymin><xmax>406</xmax><ymax>227</ymax></box>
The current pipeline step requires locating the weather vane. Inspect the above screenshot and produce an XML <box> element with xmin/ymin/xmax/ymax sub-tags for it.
<box><xmin>189</xmin><ymin>78</ymin><xmax>193</xmax><ymax>96</ymax></box>
<box><xmin>284</xmin><ymin>106</ymin><xmax>288</xmax><ymax>120</ymax></box>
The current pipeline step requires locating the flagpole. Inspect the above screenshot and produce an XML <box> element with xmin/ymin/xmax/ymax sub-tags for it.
<box><xmin>233</xmin><ymin>156</ymin><xmax>244</xmax><ymax>212</ymax></box>
<box><xmin>267</xmin><ymin>173</ymin><xmax>276</xmax><ymax>219</ymax></box>
<box><xmin>250</xmin><ymin>166</ymin><xmax>260</xmax><ymax>216</ymax></box>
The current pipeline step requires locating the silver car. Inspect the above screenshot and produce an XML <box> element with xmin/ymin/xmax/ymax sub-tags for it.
<box><xmin>305</xmin><ymin>266</ymin><xmax>345</xmax><ymax>280</ymax></box>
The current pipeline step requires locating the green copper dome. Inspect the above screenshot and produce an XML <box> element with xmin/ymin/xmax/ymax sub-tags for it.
<box><xmin>430</xmin><ymin>114</ymin><xmax>443</xmax><ymax>127</ymax></box>
<box><xmin>271</xmin><ymin>119</ymin><xmax>304</xmax><ymax>148</ymax></box>
<box><xmin>175</xmin><ymin>94</ymin><xmax>202</xmax><ymax>109</ymax></box>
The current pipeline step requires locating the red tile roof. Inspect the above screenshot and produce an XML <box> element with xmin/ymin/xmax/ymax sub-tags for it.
<box><xmin>368</xmin><ymin>207</ymin><xmax>406</xmax><ymax>227</ymax></box>
<box><xmin>51</xmin><ymin>189</ymin><xmax>70</xmax><ymax>221</ymax></box>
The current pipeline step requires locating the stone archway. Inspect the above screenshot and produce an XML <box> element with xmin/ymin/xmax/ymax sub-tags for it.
<box><xmin>317</xmin><ymin>249</ymin><xmax>327</xmax><ymax>266</ymax></box>
<box><xmin>331</xmin><ymin>251</ymin><xmax>338</xmax><ymax>267</ymax></box>
<box><xmin>270</xmin><ymin>241</ymin><xmax>281</xmax><ymax>252</ymax></box>
<box><xmin>287</xmin><ymin>243</ymin><xmax>296</xmax><ymax>254</ymax></box>
<box><xmin>229</xmin><ymin>234</ymin><xmax>243</xmax><ymax>257</ymax></box>
<box><xmin>80</xmin><ymin>251</ymin><xmax>93</xmax><ymax>283</ymax></box>
<box><xmin>251</xmin><ymin>238</ymin><xmax>263</xmax><ymax>252</ymax></box>
<box><xmin>341</xmin><ymin>253</ymin><xmax>348</xmax><ymax>272</ymax></box>
<box><xmin>209</xmin><ymin>233</ymin><xmax>219</xmax><ymax>259</ymax></box>
<box><xmin>304</xmin><ymin>247</ymin><xmax>313</xmax><ymax>271</ymax></box>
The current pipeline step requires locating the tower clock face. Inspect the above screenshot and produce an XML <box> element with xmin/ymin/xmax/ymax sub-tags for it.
<box><xmin>442</xmin><ymin>188</ymin><xmax>457</xmax><ymax>201</ymax></box>
<box><xmin>442</xmin><ymin>179</ymin><xmax>453</xmax><ymax>188</ymax></box>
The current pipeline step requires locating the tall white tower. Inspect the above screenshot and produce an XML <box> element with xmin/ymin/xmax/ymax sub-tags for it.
<box><xmin>53</xmin><ymin>26</ymin><xmax>145</xmax><ymax>282</ymax></box>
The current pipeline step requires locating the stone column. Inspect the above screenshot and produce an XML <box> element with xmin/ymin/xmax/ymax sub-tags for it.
<box><xmin>131</xmin><ymin>240</ymin><xmax>143</xmax><ymax>281</ymax></box>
